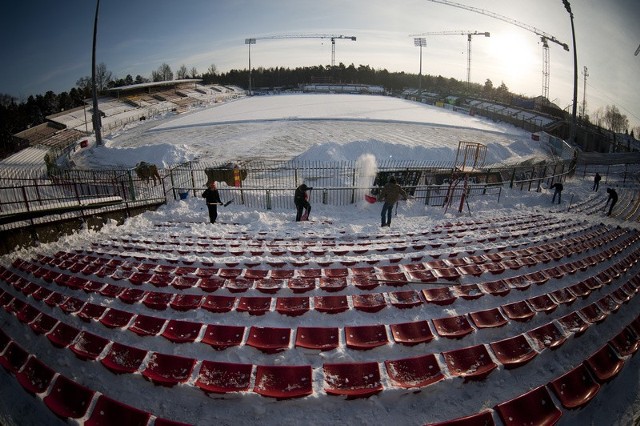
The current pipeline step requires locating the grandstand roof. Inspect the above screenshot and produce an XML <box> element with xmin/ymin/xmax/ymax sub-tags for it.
<box><xmin>107</xmin><ymin>78</ymin><xmax>202</xmax><ymax>94</ymax></box>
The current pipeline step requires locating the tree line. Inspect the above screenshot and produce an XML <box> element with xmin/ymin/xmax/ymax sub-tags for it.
<box><xmin>1</xmin><ymin>62</ymin><xmax>635</xmax><ymax>158</ymax></box>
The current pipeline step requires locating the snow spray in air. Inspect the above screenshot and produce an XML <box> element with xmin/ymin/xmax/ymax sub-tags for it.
<box><xmin>355</xmin><ymin>153</ymin><xmax>377</xmax><ymax>205</ymax></box>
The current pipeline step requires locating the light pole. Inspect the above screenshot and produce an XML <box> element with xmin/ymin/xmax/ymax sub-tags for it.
<box><xmin>91</xmin><ymin>0</ymin><xmax>102</xmax><ymax>145</ymax></box>
<box><xmin>244</xmin><ymin>38</ymin><xmax>256</xmax><ymax>96</ymax></box>
<box><xmin>414</xmin><ymin>37</ymin><xmax>426</xmax><ymax>97</ymax></box>
<box><xmin>562</xmin><ymin>0</ymin><xmax>578</xmax><ymax>145</ymax></box>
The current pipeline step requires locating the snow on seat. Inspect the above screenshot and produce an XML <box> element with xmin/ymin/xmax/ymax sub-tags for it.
<box><xmin>142</xmin><ymin>291</ymin><xmax>173</xmax><ymax>310</ymax></box>
<box><xmin>98</xmin><ymin>284</ymin><xmax>123</xmax><ymax>298</ymax></box>
<box><xmin>16</xmin><ymin>303</ymin><xmax>40</xmax><ymax>324</ymax></box>
<box><xmin>295</xmin><ymin>326</ymin><xmax>340</xmax><ymax>351</ymax></box>
<box><xmin>142</xmin><ymin>352</ymin><xmax>196</xmax><ymax>387</ymax></box>
<box><xmin>195</xmin><ymin>360</ymin><xmax>252</xmax><ymax>394</ymax></box>
<box><xmin>171</xmin><ymin>276</ymin><xmax>199</xmax><ymax>290</ymax></box>
<box><xmin>494</xmin><ymin>385</ymin><xmax>562</xmax><ymax>426</ymax></box>
<box><xmin>244</xmin><ymin>269</ymin><xmax>268</xmax><ymax>280</ymax></box>
<box><xmin>345</xmin><ymin>324</ymin><xmax>389</xmax><ymax>350</ymax></box>
<box><xmin>170</xmin><ymin>294</ymin><xmax>203</xmax><ymax>311</ymax></box>
<box><xmin>501</xmin><ymin>300</ymin><xmax>535</xmax><ymax>322</ymax></box>
<box><xmin>253</xmin><ymin>364</ymin><xmax>313</xmax><ymax>399</ymax></box>
<box><xmin>352</xmin><ymin>293</ymin><xmax>386</xmax><ymax>312</ymax></box>
<box><xmin>609</xmin><ymin>326</ymin><xmax>640</xmax><ymax>357</ymax></box>
<box><xmin>99</xmin><ymin>308</ymin><xmax>134</xmax><ymax>329</ymax></box>
<box><xmin>149</xmin><ymin>274</ymin><xmax>172</xmax><ymax>288</ymax></box>
<box><xmin>423</xmin><ymin>410</ymin><xmax>495</xmax><ymax>426</ymax></box>
<box><xmin>100</xmin><ymin>343</ymin><xmax>147</xmax><ymax>374</ymax></box>
<box><xmin>46</xmin><ymin>322</ymin><xmax>80</xmax><ymax>348</ymax></box>
<box><xmin>15</xmin><ymin>356</ymin><xmax>55</xmax><ymax>395</ymax></box>
<box><xmin>432</xmin><ymin>314</ymin><xmax>474</xmax><ymax>339</ymax></box>
<box><xmin>287</xmin><ymin>277</ymin><xmax>316</xmax><ymax>293</ymax></box>
<box><xmin>43</xmin><ymin>374</ymin><xmax>95</xmax><ymax>420</ymax></box>
<box><xmin>558</xmin><ymin>311</ymin><xmax>590</xmax><ymax>336</ymax></box>
<box><xmin>219</xmin><ymin>268</ymin><xmax>242</xmax><ymax>278</ymax></box>
<box><xmin>202</xmin><ymin>295</ymin><xmax>236</xmax><ymax>313</ymax></box>
<box><xmin>549</xmin><ymin>288</ymin><xmax>577</xmax><ymax>306</ymax></box>
<box><xmin>0</xmin><ymin>341</ymin><xmax>28</xmax><ymax>373</ymax></box>
<box><xmin>422</xmin><ymin>287</ymin><xmax>457</xmax><ymax>306</ymax></box>
<box><xmin>319</xmin><ymin>277</ymin><xmax>347</xmax><ymax>292</ymax></box>
<box><xmin>275</xmin><ymin>296</ymin><xmax>310</xmax><ymax>316</ymax></box>
<box><xmin>389</xmin><ymin>320</ymin><xmax>434</xmax><ymax>346</ymax></box>
<box><xmin>246</xmin><ymin>326</ymin><xmax>291</xmax><ymax>353</ymax></box>
<box><xmin>469</xmin><ymin>308</ymin><xmax>508</xmax><ymax>329</ymax></box>
<box><xmin>70</xmin><ymin>331</ymin><xmax>109</xmax><ymax>361</ymax></box>
<box><xmin>225</xmin><ymin>278</ymin><xmax>254</xmax><ymax>293</ymax></box>
<box><xmin>324</xmin><ymin>268</ymin><xmax>348</xmax><ymax>278</ymax></box>
<box><xmin>585</xmin><ymin>343</ymin><xmax>625</xmax><ymax>382</ymax></box>
<box><xmin>313</xmin><ymin>295</ymin><xmax>348</xmax><ymax>314</ymax></box>
<box><xmin>442</xmin><ymin>344</ymin><xmax>497</xmax><ymax>381</ymax></box>
<box><xmin>453</xmin><ymin>284</ymin><xmax>484</xmax><ymax>300</ymax></box>
<box><xmin>388</xmin><ymin>290</ymin><xmax>423</xmax><ymax>309</ymax></box>
<box><xmin>128</xmin><ymin>272</ymin><xmax>152</xmax><ymax>286</ymax></box>
<box><xmin>480</xmin><ymin>280</ymin><xmax>510</xmax><ymax>296</ymax></box>
<box><xmin>255</xmin><ymin>278</ymin><xmax>285</xmax><ymax>294</ymax></box>
<box><xmin>59</xmin><ymin>297</ymin><xmax>85</xmax><ymax>314</ymax></box>
<box><xmin>162</xmin><ymin>320</ymin><xmax>202</xmax><ymax>343</ymax></box>
<box><xmin>384</xmin><ymin>353</ymin><xmax>444</xmax><ymax>389</ymax></box>
<box><xmin>489</xmin><ymin>334</ymin><xmax>537</xmax><ymax>369</ymax></box>
<box><xmin>85</xmin><ymin>394</ymin><xmax>151</xmax><ymax>426</ymax></box>
<box><xmin>237</xmin><ymin>296</ymin><xmax>272</xmax><ymax>315</ymax></box>
<box><xmin>271</xmin><ymin>269</ymin><xmax>296</xmax><ymax>279</ymax></box>
<box><xmin>527</xmin><ymin>322</ymin><xmax>568</xmax><ymax>351</ymax></box>
<box><xmin>202</xmin><ymin>324</ymin><xmax>245</xmax><ymax>350</ymax></box>
<box><xmin>549</xmin><ymin>363</ymin><xmax>601</xmax><ymax>409</ymax></box>
<box><xmin>323</xmin><ymin>362</ymin><xmax>383</xmax><ymax>398</ymax></box>
<box><xmin>129</xmin><ymin>315</ymin><xmax>166</xmax><ymax>336</ymax></box>
<box><xmin>118</xmin><ymin>288</ymin><xmax>146</xmax><ymax>304</ymax></box>
<box><xmin>528</xmin><ymin>294</ymin><xmax>558</xmax><ymax>314</ymax></box>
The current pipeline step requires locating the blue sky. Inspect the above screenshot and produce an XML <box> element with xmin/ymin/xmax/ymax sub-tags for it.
<box><xmin>1</xmin><ymin>0</ymin><xmax>639</xmax><ymax>128</ymax></box>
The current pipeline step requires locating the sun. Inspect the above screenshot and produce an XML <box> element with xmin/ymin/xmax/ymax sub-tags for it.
<box><xmin>484</xmin><ymin>30</ymin><xmax>540</xmax><ymax>86</ymax></box>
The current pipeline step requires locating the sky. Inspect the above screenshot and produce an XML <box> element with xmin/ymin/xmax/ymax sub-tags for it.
<box><xmin>1</xmin><ymin>0</ymin><xmax>639</xmax><ymax>128</ymax></box>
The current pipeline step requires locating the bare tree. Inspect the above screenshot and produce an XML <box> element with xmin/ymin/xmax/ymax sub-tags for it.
<box><xmin>152</xmin><ymin>63</ymin><xmax>173</xmax><ymax>81</ymax></box>
<box><xmin>207</xmin><ymin>64</ymin><xmax>217</xmax><ymax>75</ymax></box>
<box><xmin>604</xmin><ymin>105</ymin><xmax>629</xmax><ymax>133</ymax></box>
<box><xmin>176</xmin><ymin>64</ymin><xmax>188</xmax><ymax>80</ymax></box>
<box><xmin>190</xmin><ymin>67</ymin><xmax>198</xmax><ymax>78</ymax></box>
<box><xmin>96</xmin><ymin>62</ymin><xmax>112</xmax><ymax>92</ymax></box>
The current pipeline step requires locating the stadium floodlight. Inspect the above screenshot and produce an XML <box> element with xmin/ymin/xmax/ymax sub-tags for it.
<box><xmin>413</xmin><ymin>38</ymin><xmax>426</xmax><ymax>96</ymax></box>
<box><xmin>245</xmin><ymin>38</ymin><xmax>256</xmax><ymax>95</ymax></box>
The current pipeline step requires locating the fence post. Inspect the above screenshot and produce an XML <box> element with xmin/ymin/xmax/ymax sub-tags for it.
<box><xmin>127</xmin><ymin>170</ymin><xmax>136</xmax><ymax>201</ymax></box>
<box><xmin>266</xmin><ymin>190</ymin><xmax>271</xmax><ymax>210</ymax></box>
<box><xmin>509</xmin><ymin>168</ymin><xmax>515</xmax><ymax>189</ymax></box>
<box><xmin>322</xmin><ymin>188</ymin><xmax>328</xmax><ymax>204</ymax></box>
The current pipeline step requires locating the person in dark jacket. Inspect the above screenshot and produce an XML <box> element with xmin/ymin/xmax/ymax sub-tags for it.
<box><xmin>294</xmin><ymin>184</ymin><xmax>312</xmax><ymax>221</ymax></box>
<box><xmin>379</xmin><ymin>176</ymin><xmax>408</xmax><ymax>227</ymax></box>
<box><xmin>202</xmin><ymin>181</ymin><xmax>222</xmax><ymax>224</ymax></box>
<box><xmin>605</xmin><ymin>188</ymin><xmax>618</xmax><ymax>216</ymax></box>
<box><xmin>593</xmin><ymin>172</ymin><xmax>601</xmax><ymax>192</ymax></box>
<box><xmin>550</xmin><ymin>182</ymin><xmax>563</xmax><ymax>204</ymax></box>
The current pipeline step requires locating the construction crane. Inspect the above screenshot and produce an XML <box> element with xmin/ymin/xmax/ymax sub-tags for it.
<box><xmin>249</xmin><ymin>34</ymin><xmax>357</xmax><ymax>67</ymax></box>
<box><xmin>408</xmin><ymin>30</ymin><xmax>490</xmax><ymax>87</ymax></box>
<box><xmin>635</xmin><ymin>43</ymin><xmax>640</xmax><ymax>56</ymax></box>
<box><xmin>427</xmin><ymin>0</ymin><xmax>569</xmax><ymax>100</ymax></box>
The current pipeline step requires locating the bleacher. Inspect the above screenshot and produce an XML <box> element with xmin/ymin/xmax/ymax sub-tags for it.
<box><xmin>1</xmin><ymin>210</ymin><xmax>639</xmax><ymax>424</ymax></box>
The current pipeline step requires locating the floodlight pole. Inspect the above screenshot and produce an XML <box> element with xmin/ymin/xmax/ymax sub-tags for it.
<box><xmin>562</xmin><ymin>0</ymin><xmax>578</xmax><ymax>145</ymax></box>
<box><xmin>414</xmin><ymin>38</ymin><xmax>426</xmax><ymax>97</ymax></box>
<box><xmin>245</xmin><ymin>38</ymin><xmax>256</xmax><ymax>96</ymax></box>
<box><xmin>91</xmin><ymin>0</ymin><xmax>102</xmax><ymax>145</ymax></box>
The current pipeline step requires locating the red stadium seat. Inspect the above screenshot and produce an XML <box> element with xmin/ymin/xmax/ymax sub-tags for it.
<box><xmin>254</xmin><ymin>364</ymin><xmax>313</xmax><ymax>399</ymax></box>
<box><xmin>501</xmin><ymin>300</ymin><xmax>535</xmax><ymax>322</ymax></box>
<box><xmin>237</xmin><ymin>296</ymin><xmax>272</xmax><ymax>316</ymax></box>
<box><xmin>226</xmin><ymin>278</ymin><xmax>253</xmax><ymax>293</ymax></box>
<box><xmin>319</xmin><ymin>277</ymin><xmax>347</xmax><ymax>292</ymax></box>
<box><xmin>388</xmin><ymin>290</ymin><xmax>423</xmax><ymax>309</ymax></box>
<box><xmin>99</xmin><ymin>308</ymin><xmax>134</xmax><ymax>329</ymax></box>
<box><xmin>609</xmin><ymin>326</ymin><xmax>640</xmax><ymax>356</ymax></box>
<box><xmin>557</xmin><ymin>312</ymin><xmax>590</xmax><ymax>336</ymax></box>
<box><xmin>422</xmin><ymin>287</ymin><xmax>457</xmax><ymax>305</ymax></box>
<box><xmin>15</xmin><ymin>356</ymin><xmax>55</xmax><ymax>395</ymax></box>
<box><xmin>495</xmin><ymin>385</ymin><xmax>562</xmax><ymax>426</ymax></box>
<box><xmin>469</xmin><ymin>308</ymin><xmax>508</xmax><ymax>329</ymax></box>
<box><xmin>246</xmin><ymin>326</ymin><xmax>291</xmax><ymax>353</ymax></box>
<box><xmin>118</xmin><ymin>288</ymin><xmax>146</xmax><ymax>304</ymax></box>
<box><xmin>255</xmin><ymin>278</ymin><xmax>284</xmax><ymax>294</ymax></box>
<box><xmin>550</xmin><ymin>288</ymin><xmax>577</xmax><ymax>306</ymax></box>
<box><xmin>101</xmin><ymin>343</ymin><xmax>147</xmax><ymax>374</ymax></box>
<box><xmin>16</xmin><ymin>304</ymin><xmax>40</xmax><ymax>324</ymax></box>
<box><xmin>287</xmin><ymin>277</ymin><xmax>316</xmax><ymax>293</ymax></box>
<box><xmin>201</xmin><ymin>325</ymin><xmax>245</xmax><ymax>350</ymax></box>
<box><xmin>424</xmin><ymin>410</ymin><xmax>495</xmax><ymax>426</ymax></box>
<box><xmin>70</xmin><ymin>332</ymin><xmax>109</xmax><ymax>361</ymax></box>
<box><xmin>198</xmin><ymin>277</ymin><xmax>225</xmax><ymax>292</ymax></box>
<box><xmin>76</xmin><ymin>303</ymin><xmax>107</xmax><ymax>322</ymax></box>
<box><xmin>129</xmin><ymin>315</ymin><xmax>166</xmax><ymax>336</ymax></box>
<box><xmin>580</xmin><ymin>303</ymin><xmax>608</xmax><ymax>324</ymax></box>
<box><xmin>202</xmin><ymin>295</ymin><xmax>236</xmax><ymax>313</ymax></box>
<box><xmin>480</xmin><ymin>280</ymin><xmax>510</xmax><ymax>296</ymax></box>
<box><xmin>442</xmin><ymin>344</ymin><xmax>497</xmax><ymax>381</ymax></box>
<box><xmin>323</xmin><ymin>362</ymin><xmax>383</xmax><ymax>398</ymax></box>
<box><xmin>549</xmin><ymin>363</ymin><xmax>600</xmax><ymax>409</ymax></box>
<box><xmin>170</xmin><ymin>294</ymin><xmax>203</xmax><ymax>311</ymax></box>
<box><xmin>0</xmin><ymin>341</ymin><xmax>28</xmax><ymax>373</ymax></box>
<box><xmin>586</xmin><ymin>343</ymin><xmax>625</xmax><ymax>382</ymax></box>
<box><xmin>59</xmin><ymin>297</ymin><xmax>85</xmax><ymax>314</ymax></box>
<box><xmin>352</xmin><ymin>293</ymin><xmax>386</xmax><ymax>312</ymax></box>
<box><xmin>195</xmin><ymin>360</ymin><xmax>252</xmax><ymax>393</ymax></box>
<box><xmin>43</xmin><ymin>375</ymin><xmax>95</xmax><ymax>419</ymax></box>
<box><xmin>85</xmin><ymin>394</ymin><xmax>151</xmax><ymax>426</ymax></box>
<box><xmin>244</xmin><ymin>269</ymin><xmax>268</xmax><ymax>279</ymax></box>
<box><xmin>47</xmin><ymin>322</ymin><xmax>80</xmax><ymax>348</ymax></box>
<box><xmin>314</xmin><ymin>295</ymin><xmax>349</xmax><ymax>314</ymax></box>
<box><xmin>345</xmin><ymin>324</ymin><xmax>388</xmax><ymax>350</ymax></box>
<box><xmin>389</xmin><ymin>320</ymin><xmax>434</xmax><ymax>346</ymax></box>
<box><xmin>162</xmin><ymin>320</ymin><xmax>202</xmax><ymax>343</ymax></box>
<box><xmin>271</xmin><ymin>269</ymin><xmax>296</xmax><ymax>279</ymax></box>
<box><xmin>489</xmin><ymin>334</ymin><xmax>537</xmax><ymax>369</ymax></box>
<box><xmin>294</xmin><ymin>326</ymin><xmax>340</xmax><ymax>351</ymax></box>
<box><xmin>142</xmin><ymin>352</ymin><xmax>196</xmax><ymax>387</ymax></box>
<box><xmin>527</xmin><ymin>322</ymin><xmax>568</xmax><ymax>351</ymax></box>
<box><xmin>384</xmin><ymin>353</ymin><xmax>444</xmax><ymax>389</ymax></box>
<box><xmin>275</xmin><ymin>296</ymin><xmax>310</xmax><ymax>316</ymax></box>
<box><xmin>432</xmin><ymin>315</ymin><xmax>474</xmax><ymax>339</ymax></box>
<box><xmin>30</xmin><ymin>313</ymin><xmax>58</xmax><ymax>335</ymax></box>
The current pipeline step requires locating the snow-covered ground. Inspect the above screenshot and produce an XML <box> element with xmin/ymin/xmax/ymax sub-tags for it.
<box><xmin>1</xmin><ymin>94</ymin><xmax>639</xmax><ymax>426</ymax></box>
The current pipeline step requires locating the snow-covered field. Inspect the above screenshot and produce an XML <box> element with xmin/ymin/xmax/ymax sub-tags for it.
<box><xmin>1</xmin><ymin>94</ymin><xmax>639</xmax><ymax>426</ymax></box>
